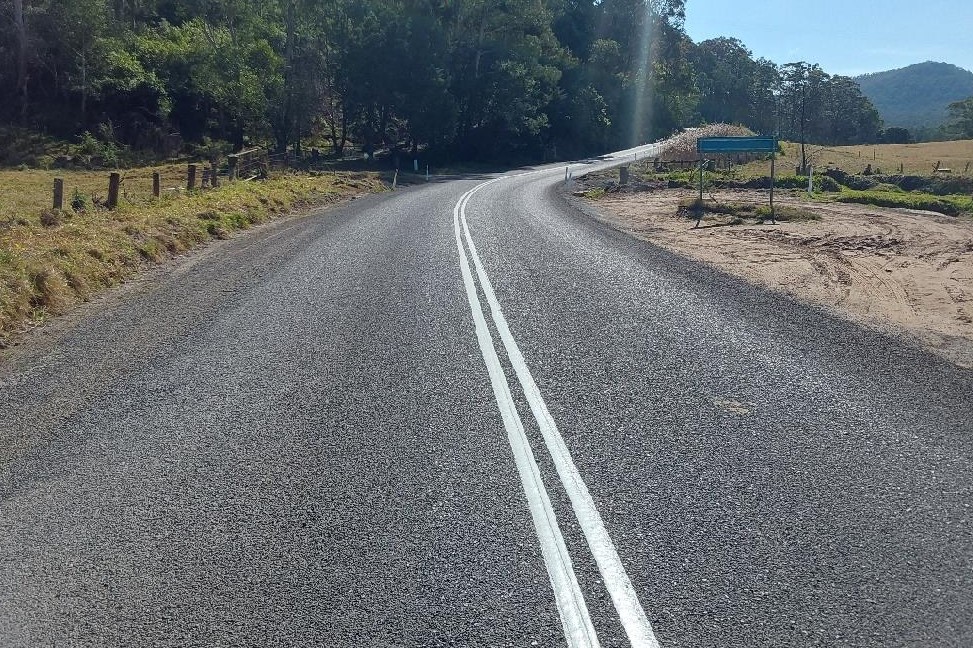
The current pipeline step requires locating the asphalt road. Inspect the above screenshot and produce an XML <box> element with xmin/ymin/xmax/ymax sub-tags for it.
<box><xmin>1</xmin><ymin>147</ymin><xmax>972</xmax><ymax>647</ymax></box>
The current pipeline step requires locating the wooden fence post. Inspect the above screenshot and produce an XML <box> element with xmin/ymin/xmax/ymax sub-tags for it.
<box><xmin>210</xmin><ymin>167</ymin><xmax>219</xmax><ymax>188</ymax></box>
<box><xmin>201</xmin><ymin>168</ymin><xmax>210</xmax><ymax>188</ymax></box>
<box><xmin>228</xmin><ymin>155</ymin><xmax>239</xmax><ymax>180</ymax></box>
<box><xmin>53</xmin><ymin>178</ymin><xmax>64</xmax><ymax>210</ymax></box>
<box><xmin>188</xmin><ymin>164</ymin><xmax>197</xmax><ymax>191</ymax></box>
<box><xmin>107</xmin><ymin>172</ymin><xmax>120</xmax><ymax>210</ymax></box>
<box><xmin>619</xmin><ymin>166</ymin><xmax>629</xmax><ymax>185</ymax></box>
<box><xmin>152</xmin><ymin>172</ymin><xmax>161</xmax><ymax>198</ymax></box>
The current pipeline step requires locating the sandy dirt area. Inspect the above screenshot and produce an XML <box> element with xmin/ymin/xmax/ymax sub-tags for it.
<box><xmin>588</xmin><ymin>188</ymin><xmax>973</xmax><ymax>368</ymax></box>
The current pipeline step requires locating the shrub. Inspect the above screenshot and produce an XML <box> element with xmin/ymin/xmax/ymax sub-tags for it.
<box><xmin>862</xmin><ymin>175</ymin><xmax>973</xmax><ymax>196</ymax></box>
<box><xmin>822</xmin><ymin>167</ymin><xmax>882</xmax><ymax>190</ymax></box>
<box><xmin>885</xmin><ymin>175</ymin><xmax>929</xmax><ymax>192</ymax></box>
<box><xmin>74</xmin><ymin>131</ymin><xmax>121</xmax><ymax>168</ymax></box>
<box><xmin>816</xmin><ymin>175</ymin><xmax>841</xmax><ymax>192</ymax></box>
<box><xmin>774</xmin><ymin>175</ymin><xmax>812</xmax><ymax>190</ymax></box>
<box><xmin>842</xmin><ymin>175</ymin><xmax>880</xmax><ymax>191</ymax></box>
<box><xmin>928</xmin><ymin>175</ymin><xmax>973</xmax><ymax>195</ymax></box>
<box><xmin>71</xmin><ymin>189</ymin><xmax>91</xmax><ymax>213</ymax></box>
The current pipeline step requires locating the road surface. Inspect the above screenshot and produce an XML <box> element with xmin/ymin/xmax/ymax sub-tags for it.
<box><xmin>2</xmin><ymin>147</ymin><xmax>972</xmax><ymax>647</ymax></box>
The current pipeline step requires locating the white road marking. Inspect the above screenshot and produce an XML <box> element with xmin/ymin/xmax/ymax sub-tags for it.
<box><xmin>452</xmin><ymin>182</ymin><xmax>601</xmax><ymax>648</ymax></box>
<box><xmin>456</xmin><ymin>164</ymin><xmax>662</xmax><ymax>648</ymax></box>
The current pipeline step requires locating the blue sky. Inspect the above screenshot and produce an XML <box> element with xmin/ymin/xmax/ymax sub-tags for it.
<box><xmin>682</xmin><ymin>1</ymin><xmax>973</xmax><ymax>76</ymax></box>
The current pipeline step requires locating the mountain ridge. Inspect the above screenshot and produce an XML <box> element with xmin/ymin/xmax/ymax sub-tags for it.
<box><xmin>854</xmin><ymin>62</ymin><xmax>973</xmax><ymax>134</ymax></box>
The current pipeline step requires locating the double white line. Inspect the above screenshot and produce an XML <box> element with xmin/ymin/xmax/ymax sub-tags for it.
<box><xmin>452</xmin><ymin>178</ymin><xmax>661</xmax><ymax>648</ymax></box>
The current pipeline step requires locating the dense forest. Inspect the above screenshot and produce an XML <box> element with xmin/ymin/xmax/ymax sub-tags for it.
<box><xmin>0</xmin><ymin>0</ymin><xmax>886</xmax><ymax>164</ymax></box>
<box><xmin>856</xmin><ymin>62</ymin><xmax>973</xmax><ymax>140</ymax></box>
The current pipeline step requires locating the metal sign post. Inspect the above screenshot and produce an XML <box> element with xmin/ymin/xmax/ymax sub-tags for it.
<box><xmin>770</xmin><ymin>154</ymin><xmax>775</xmax><ymax>223</ymax></box>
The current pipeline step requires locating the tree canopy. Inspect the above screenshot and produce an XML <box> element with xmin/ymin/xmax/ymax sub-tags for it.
<box><xmin>947</xmin><ymin>97</ymin><xmax>973</xmax><ymax>139</ymax></box>
<box><xmin>0</xmin><ymin>0</ymin><xmax>888</xmax><ymax>163</ymax></box>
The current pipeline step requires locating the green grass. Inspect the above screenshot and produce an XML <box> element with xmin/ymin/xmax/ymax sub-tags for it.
<box><xmin>0</xmin><ymin>169</ymin><xmax>385</xmax><ymax>340</ymax></box>
<box><xmin>835</xmin><ymin>190</ymin><xmax>973</xmax><ymax>216</ymax></box>
<box><xmin>612</xmin><ymin>161</ymin><xmax>973</xmax><ymax>218</ymax></box>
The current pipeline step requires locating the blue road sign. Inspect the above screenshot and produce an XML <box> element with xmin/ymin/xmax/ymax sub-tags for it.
<box><xmin>697</xmin><ymin>136</ymin><xmax>777</xmax><ymax>154</ymax></box>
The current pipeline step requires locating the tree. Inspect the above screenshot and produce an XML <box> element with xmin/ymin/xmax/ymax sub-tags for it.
<box><xmin>880</xmin><ymin>127</ymin><xmax>912</xmax><ymax>144</ymax></box>
<box><xmin>0</xmin><ymin>0</ymin><xmax>879</xmax><ymax>164</ymax></box>
<box><xmin>947</xmin><ymin>97</ymin><xmax>973</xmax><ymax>139</ymax></box>
<box><xmin>12</xmin><ymin>0</ymin><xmax>28</xmax><ymax>121</ymax></box>
<box><xmin>823</xmin><ymin>75</ymin><xmax>881</xmax><ymax>145</ymax></box>
<box><xmin>779</xmin><ymin>62</ymin><xmax>835</xmax><ymax>171</ymax></box>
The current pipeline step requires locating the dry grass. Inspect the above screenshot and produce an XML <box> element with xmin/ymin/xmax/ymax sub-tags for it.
<box><xmin>0</xmin><ymin>163</ymin><xmax>195</xmax><ymax>224</ymax></box>
<box><xmin>0</xmin><ymin>168</ymin><xmax>385</xmax><ymax>340</ymax></box>
<box><xmin>780</xmin><ymin>139</ymin><xmax>973</xmax><ymax>176</ymax></box>
<box><xmin>677</xmin><ymin>198</ymin><xmax>820</xmax><ymax>223</ymax></box>
<box><xmin>658</xmin><ymin>124</ymin><xmax>756</xmax><ymax>161</ymax></box>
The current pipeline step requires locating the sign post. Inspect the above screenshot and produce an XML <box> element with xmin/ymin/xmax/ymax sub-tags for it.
<box><xmin>770</xmin><ymin>155</ymin><xmax>775</xmax><ymax>219</ymax></box>
<box><xmin>697</xmin><ymin>136</ymin><xmax>778</xmax><ymax>225</ymax></box>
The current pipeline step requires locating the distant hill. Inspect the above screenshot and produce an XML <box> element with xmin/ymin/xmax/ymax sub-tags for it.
<box><xmin>855</xmin><ymin>62</ymin><xmax>973</xmax><ymax>132</ymax></box>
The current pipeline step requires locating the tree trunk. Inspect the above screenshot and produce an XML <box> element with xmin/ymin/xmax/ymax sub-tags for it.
<box><xmin>337</xmin><ymin>108</ymin><xmax>348</xmax><ymax>156</ymax></box>
<box><xmin>13</xmin><ymin>0</ymin><xmax>28</xmax><ymax>122</ymax></box>
<box><xmin>282</xmin><ymin>0</ymin><xmax>296</xmax><ymax>152</ymax></box>
<box><xmin>81</xmin><ymin>52</ymin><xmax>88</xmax><ymax>124</ymax></box>
<box><xmin>231</xmin><ymin>122</ymin><xmax>245</xmax><ymax>151</ymax></box>
<box><xmin>799</xmin><ymin>89</ymin><xmax>808</xmax><ymax>174</ymax></box>
<box><xmin>473</xmin><ymin>16</ymin><xmax>486</xmax><ymax>78</ymax></box>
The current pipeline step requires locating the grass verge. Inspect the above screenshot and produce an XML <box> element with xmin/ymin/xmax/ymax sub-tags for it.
<box><xmin>0</xmin><ymin>170</ymin><xmax>384</xmax><ymax>342</ymax></box>
<box><xmin>835</xmin><ymin>190</ymin><xmax>973</xmax><ymax>217</ymax></box>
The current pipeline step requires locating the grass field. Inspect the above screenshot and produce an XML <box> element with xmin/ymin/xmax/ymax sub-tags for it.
<box><xmin>778</xmin><ymin>139</ymin><xmax>973</xmax><ymax>176</ymax></box>
<box><xmin>589</xmin><ymin>137</ymin><xmax>973</xmax><ymax>219</ymax></box>
<box><xmin>1</xmin><ymin>163</ymin><xmax>197</xmax><ymax>224</ymax></box>
<box><xmin>0</xmin><ymin>166</ymin><xmax>385</xmax><ymax>341</ymax></box>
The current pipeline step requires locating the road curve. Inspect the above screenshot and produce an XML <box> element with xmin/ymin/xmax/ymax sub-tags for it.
<box><xmin>1</xmin><ymin>148</ymin><xmax>972</xmax><ymax>647</ymax></box>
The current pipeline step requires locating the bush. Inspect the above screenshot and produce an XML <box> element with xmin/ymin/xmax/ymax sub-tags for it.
<box><xmin>866</xmin><ymin>174</ymin><xmax>973</xmax><ymax>196</ymax></box>
<box><xmin>928</xmin><ymin>175</ymin><xmax>973</xmax><ymax>195</ymax></box>
<box><xmin>74</xmin><ymin>131</ymin><xmax>121</xmax><ymax>169</ymax></box>
<box><xmin>815</xmin><ymin>175</ymin><xmax>841</xmax><ymax>192</ymax></box>
<box><xmin>884</xmin><ymin>175</ymin><xmax>931</xmax><ymax>192</ymax></box>
<box><xmin>842</xmin><ymin>175</ymin><xmax>880</xmax><ymax>191</ymax></box>
<box><xmin>823</xmin><ymin>167</ymin><xmax>880</xmax><ymax>190</ymax></box>
<box><xmin>71</xmin><ymin>189</ymin><xmax>91</xmax><ymax>213</ymax></box>
<box><xmin>775</xmin><ymin>175</ymin><xmax>811</xmax><ymax>189</ymax></box>
<box><xmin>824</xmin><ymin>167</ymin><xmax>850</xmax><ymax>184</ymax></box>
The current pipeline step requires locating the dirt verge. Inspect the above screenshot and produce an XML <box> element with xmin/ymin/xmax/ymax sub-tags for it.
<box><xmin>583</xmin><ymin>187</ymin><xmax>973</xmax><ymax>368</ymax></box>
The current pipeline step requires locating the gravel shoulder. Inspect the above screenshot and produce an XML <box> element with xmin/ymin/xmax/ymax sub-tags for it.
<box><xmin>583</xmin><ymin>186</ymin><xmax>973</xmax><ymax>368</ymax></box>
